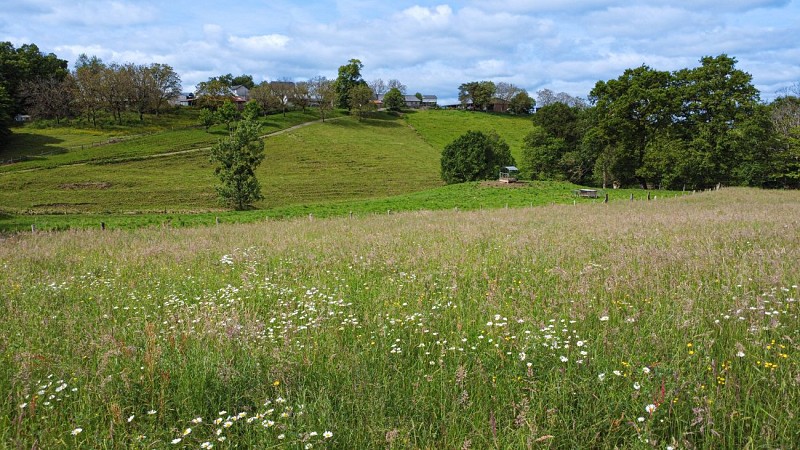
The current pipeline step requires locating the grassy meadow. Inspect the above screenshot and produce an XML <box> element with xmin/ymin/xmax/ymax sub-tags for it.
<box><xmin>1</xmin><ymin>108</ymin><xmax>578</xmax><ymax>232</ymax></box>
<box><xmin>1</xmin><ymin>188</ymin><xmax>798</xmax><ymax>448</ymax></box>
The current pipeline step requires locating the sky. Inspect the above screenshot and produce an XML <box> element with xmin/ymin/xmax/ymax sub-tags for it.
<box><xmin>3</xmin><ymin>0</ymin><xmax>799</xmax><ymax>104</ymax></box>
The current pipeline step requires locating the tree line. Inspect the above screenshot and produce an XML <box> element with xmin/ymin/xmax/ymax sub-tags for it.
<box><xmin>0</xmin><ymin>43</ymin><xmax>182</xmax><ymax>136</ymax></box>
<box><xmin>454</xmin><ymin>55</ymin><xmax>798</xmax><ymax>189</ymax></box>
<box><xmin>516</xmin><ymin>55</ymin><xmax>799</xmax><ymax>189</ymax></box>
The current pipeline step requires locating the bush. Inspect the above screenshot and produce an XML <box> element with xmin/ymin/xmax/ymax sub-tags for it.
<box><xmin>440</xmin><ymin>130</ymin><xmax>515</xmax><ymax>184</ymax></box>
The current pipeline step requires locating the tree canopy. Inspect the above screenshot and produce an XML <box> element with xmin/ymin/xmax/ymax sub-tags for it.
<box><xmin>441</xmin><ymin>130</ymin><xmax>515</xmax><ymax>184</ymax></box>
<box><xmin>458</xmin><ymin>81</ymin><xmax>496</xmax><ymax>110</ymax></box>
<box><xmin>334</xmin><ymin>59</ymin><xmax>367</xmax><ymax>109</ymax></box>
<box><xmin>383</xmin><ymin>88</ymin><xmax>405</xmax><ymax>112</ymax></box>
<box><xmin>209</xmin><ymin>118</ymin><xmax>265</xmax><ymax>210</ymax></box>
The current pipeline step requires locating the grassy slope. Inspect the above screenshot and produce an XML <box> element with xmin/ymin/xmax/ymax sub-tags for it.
<box><xmin>0</xmin><ymin>112</ymin><xmax>442</xmax><ymax>214</ymax></box>
<box><xmin>0</xmin><ymin>109</ymin><xmax>671</xmax><ymax>231</ymax></box>
<box><xmin>404</xmin><ymin>109</ymin><xmax>534</xmax><ymax>162</ymax></box>
<box><xmin>2</xmin><ymin>188</ymin><xmax>798</xmax><ymax>448</ymax></box>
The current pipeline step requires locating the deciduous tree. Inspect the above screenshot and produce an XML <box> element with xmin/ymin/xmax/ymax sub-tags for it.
<box><xmin>383</xmin><ymin>87</ymin><xmax>405</xmax><ymax>111</ymax></box>
<box><xmin>458</xmin><ymin>81</ymin><xmax>495</xmax><ymax>110</ymax></box>
<box><xmin>508</xmin><ymin>90</ymin><xmax>534</xmax><ymax>114</ymax></box>
<box><xmin>308</xmin><ymin>76</ymin><xmax>335</xmax><ymax>122</ymax></box>
<box><xmin>348</xmin><ymin>84</ymin><xmax>376</xmax><ymax>121</ymax></box>
<box><xmin>440</xmin><ymin>130</ymin><xmax>514</xmax><ymax>184</ymax></box>
<box><xmin>210</xmin><ymin>118</ymin><xmax>265</xmax><ymax>210</ymax></box>
<box><xmin>334</xmin><ymin>59</ymin><xmax>366</xmax><ymax>109</ymax></box>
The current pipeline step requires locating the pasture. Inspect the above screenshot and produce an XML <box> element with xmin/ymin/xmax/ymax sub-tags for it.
<box><xmin>1</xmin><ymin>188</ymin><xmax>797</xmax><ymax>448</ymax></box>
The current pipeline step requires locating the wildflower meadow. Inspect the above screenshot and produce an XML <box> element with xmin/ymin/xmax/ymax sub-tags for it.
<box><xmin>1</xmin><ymin>188</ymin><xmax>798</xmax><ymax>448</ymax></box>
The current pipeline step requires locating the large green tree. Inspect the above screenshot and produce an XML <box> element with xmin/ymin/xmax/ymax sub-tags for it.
<box><xmin>383</xmin><ymin>87</ymin><xmax>405</xmax><ymax>111</ymax></box>
<box><xmin>458</xmin><ymin>81</ymin><xmax>496</xmax><ymax>110</ymax></box>
<box><xmin>673</xmin><ymin>55</ymin><xmax>764</xmax><ymax>187</ymax></box>
<box><xmin>348</xmin><ymin>84</ymin><xmax>376</xmax><ymax>120</ymax></box>
<box><xmin>441</xmin><ymin>130</ymin><xmax>514</xmax><ymax>184</ymax></box>
<box><xmin>334</xmin><ymin>59</ymin><xmax>366</xmax><ymax>109</ymax></box>
<box><xmin>508</xmin><ymin>90</ymin><xmax>534</xmax><ymax>115</ymax></box>
<box><xmin>589</xmin><ymin>65</ymin><xmax>674</xmax><ymax>186</ymax></box>
<box><xmin>769</xmin><ymin>93</ymin><xmax>800</xmax><ymax>187</ymax></box>
<box><xmin>0</xmin><ymin>42</ymin><xmax>68</xmax><ymax>136</ymax></box>
<box><xmin>210</xmin><ymin>118</ymin><xmax>265</xmax><ymax>210</ymax></box>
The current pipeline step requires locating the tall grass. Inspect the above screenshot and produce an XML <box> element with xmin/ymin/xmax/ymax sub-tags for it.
<box><xmin>1</xmin><ymin>188</ymin><xmax>798</xmax><ymax>448</ymax></box>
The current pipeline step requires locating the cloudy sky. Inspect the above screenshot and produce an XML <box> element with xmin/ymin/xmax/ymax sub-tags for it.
<box><xmin>3</xmin><ymin>0</ymin><xmax>799</xmax><ymax>104</ymax></box>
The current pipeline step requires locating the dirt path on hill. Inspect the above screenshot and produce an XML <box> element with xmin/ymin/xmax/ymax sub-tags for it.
<box><xmin>1</xmin><ymin>116</ymin><xmax>343</xmax><ymax>174</ymax></box>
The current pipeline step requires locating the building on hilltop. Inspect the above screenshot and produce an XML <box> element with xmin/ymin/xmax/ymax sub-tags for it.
<box><xmin>375</xmin><ymin>94</ymin><xmax>438</xmax><ymax>109</ymax></box>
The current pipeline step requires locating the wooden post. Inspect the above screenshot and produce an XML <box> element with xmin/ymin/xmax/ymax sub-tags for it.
<box><xmin>647</xmin><ymin>192</ymin><xmax>651</xmax><ymax>201</ymax></box>
<box><xmin>604</xmin><ymin>193</ymin><xmax>609</xmax><ymax>204</ymax></box>
<box><xmin>31</xmin><ymin>224</ymin><xmax>36</xmax><ymax>233</ymax></box>
<box><xmin>629</xmin><ymin>193</ymin><xmax>633</xmax><ymax>202</ymax></box>
<box><xmin>349</xmin><ymin>211</ymin><xmax>353</xmax><ymax>219</ymax></box>
<box><xmin>101</xmin><ymin>222</ymin><xmax>105</xmax><ymax>230</ymax></box>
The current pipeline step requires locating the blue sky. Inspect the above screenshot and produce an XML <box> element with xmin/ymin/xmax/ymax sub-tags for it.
<box><xmin>3</xmin><ymin>0</ymin><xmax>799</xmax><ymax>104</ymax></box>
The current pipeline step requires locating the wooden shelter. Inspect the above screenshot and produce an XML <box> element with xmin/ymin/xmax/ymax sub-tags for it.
<box><xmin>499</xmin><ymin>166</ymin><xmax>519</xmax><ymax>183</ymax></box>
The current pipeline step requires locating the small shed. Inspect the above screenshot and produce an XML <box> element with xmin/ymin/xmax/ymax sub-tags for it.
<box><xmin>499</xmin><ymin>166</ymin><xmax>519</xmax><ymax>183</ymax></box>
<box><xmin>573</xmin><ymin>188</ymin><xmax>599</xmax><ymax>198</ymax></box>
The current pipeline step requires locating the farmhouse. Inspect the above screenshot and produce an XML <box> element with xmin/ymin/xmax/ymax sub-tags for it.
<box><xmin>376</xmin><ymin>94</ymin><xmax>438</xmax><ymax>109</ymax></box>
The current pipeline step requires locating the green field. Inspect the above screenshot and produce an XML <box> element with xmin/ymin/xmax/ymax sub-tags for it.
<box><xmin>1</xmin><ymin>109</ymin><xmax>566</xmax><ymax>229</ymax></box>
<box><xmin>1</xmin><ymin>188</ymin><xmax>798</xmax><ymax>448</ymax></box>
<box><xmin>0</xmin><ymin>180</ymin><xmax>669</xmax><ymax>232</ymax></box>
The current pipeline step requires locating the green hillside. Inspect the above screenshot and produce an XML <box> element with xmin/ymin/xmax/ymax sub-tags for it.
<box><xmin>404</xmin><ymin>109</ymin><xmax>534</xmax><ymax>162</ymax></box>
<box><xmin>0</xmin><ymin>110</ymin><xmax>537</xmax><ymax>215</ymax></box>
<box><xmin>1</xmin><ymin>108</ymin><xmax>660</xmax><ymax>233</ymax></box>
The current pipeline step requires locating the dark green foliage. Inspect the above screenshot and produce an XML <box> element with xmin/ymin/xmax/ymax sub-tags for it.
<box><xmin>335</xmin><ymin>59</ymin><xmax>367</xmax><ymax>109</ymax></box>
<box><xmin>217</xmin><ymin>100</ymin><xmax>239</xmax><ymax>130</ymax></box>
<box><xmin>583</xmin><ymin>54</ymin><xmax>779</xmax><ymax>189</ymax></box>
<box><xmin>458</xmin><ymin>81</ymin><xmax>496</xmax><ymax>110</ymax></box>
<box><xmin>209</xmin><ymin>119</ymin><xmax>265</xmax><ymax>210</ymax></box>
<box><xmin>348</xmin><ymin>84</ymin><xmax>376</xmax><ymax>121</ymax></box>
<box><xmin>198</xmin><ymin>108</ymin><xmax>216</xmax><ymax>132</ymax></box>
<box><xmin>508</xmin><ymin>91</ymin><xmax>534</xmax><ymax>114</ymax></box>
<box><xmin>522</xmin><ymin>103</ymin><xmax>590</xmax><ymax>183</ymax></box>
<box><xmin>0</xmin><ymin>85</ymin><xmax>12</xmax><ymax>137</ymax></box>
<box><xmin>242</xmin><ymin>100</ymin><xmax>262</xmax><ymax>121</ymax></box>
<box><xmin>231</xmin><ymin>74</ymin><xmax>255</xmax><ymax>89</ymax></box>
<box><xmin>521</xmin><ymin>127</ymin><xmax>566</xmax><ymax>180</ymax></box>
<box><xmin>0</xmin><ymin>41</ymin><xmax>68</xmax><ymax>138</ymax></box>
<box><xmin>440</xmin><ymin>130</ymin><xmax>515</xmax><ymax>184</ymax></box>
<box><xmin>383</xmin><ymin>88</ymin><xmax>405</xmax><ymax>111</ymax></box>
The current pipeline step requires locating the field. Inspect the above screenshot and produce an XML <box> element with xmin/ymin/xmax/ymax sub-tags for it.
<box><xmin>1</xmin><ymin>188</ymin><xmax>798</xmax><ymax>448</ymax></box>
<box><xmin>1</xmin><ymin>108</ymin><xmax>619</xmax><ymax>233</ymax></box>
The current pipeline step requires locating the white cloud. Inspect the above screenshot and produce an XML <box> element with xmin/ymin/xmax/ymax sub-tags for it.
<box><xmin>3</xmin><ymin>0</ymin><xmax>799</xmax><ymax>102</ymax></box>
<box><xmin>398</xmin><ymin>4</ymin><xmax>452</xmax><ymax>26</ymax></box>
<box><xmin>228</xmin><ymin>34</ymin><xmax>291</xmax><ymax>52</ymax></box>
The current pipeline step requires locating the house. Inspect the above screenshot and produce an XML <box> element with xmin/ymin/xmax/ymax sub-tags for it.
<box><xmin>375</xmin><ymin>94</ymin><xmax>438</xmax><ymax>109</ymax></box>
<box><xmin>230</xmin><ymin>85</ymin><xmax>250</xmax><ymax>99</ymax></box>
<box><xmin>488</xmin><ymin>98</ymin><xmax>510</xmax><ymax>113</ymax></box>
<box><xmin>172</xmin><ymin>93</ymin><xmax>196</xmax><ymax>106</ymax></box>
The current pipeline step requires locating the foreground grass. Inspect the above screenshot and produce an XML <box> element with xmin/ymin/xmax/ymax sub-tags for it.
<box><xmin>1</xmin><ymin>188</ymin><xmax>798</xmax><ymax>448</ymax></box>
